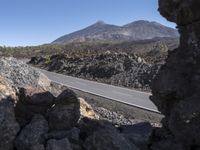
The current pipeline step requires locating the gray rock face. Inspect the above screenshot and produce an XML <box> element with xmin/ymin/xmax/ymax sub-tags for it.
<box><xmin>46</xmin><ymin>138</ymin><xmax>72</xmax><ymax>150</ymax></box>
<box><xmin>15</xmin><ymin>115</ymin><xmax>49</xmax><ymax>150</ymax></box>
<box><xmin>45</xmin><ymin>128</ymin><xmax>82</xmax><ymax>150</ymax></box>
<box><xmin>0</xmin><ymin>57</ymin><xmax>50</xmax><ymax>88</ymax></box>
<box><xmin>84</xmin><ymin>129</ymin><xmax>139</xmax><ymax>150</ymax></box>
<box><xmin>151</xmin><ymin>0</ymin><xmax>200</xmax><ymax>148</ymax></box>
<box><xmin>47</xmin><ymin>90</ymin><xmax>80</xmax><ymax>131</ymax></box>
<box><xmin>47</xmin><ymin>105</ymin><xmax>80</xmax><ymax>131</ymax></box>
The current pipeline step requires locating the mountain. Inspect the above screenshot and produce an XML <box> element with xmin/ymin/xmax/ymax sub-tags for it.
<box><xmin>52</xmin><ymin>20</ymin><xmax>179</xmax><ymax>44</ymax></box>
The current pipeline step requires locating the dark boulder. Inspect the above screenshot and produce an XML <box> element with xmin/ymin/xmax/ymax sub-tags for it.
<box><xmin>120</xmin><ymin>122</ymin><xmax>153</xmax><ymax>150</ymax></box>
<box><xmin>44</xmin><ymin>127</ymin><xmax>80</xmax><ymax>144</ymax></box>
<box><xmin>47</xmin><ymin>89</ymin><xmax>80</xmax><ymax>131</ymax></box>
<box><xmin>46</xmin><ymin>138</ymin><xmax>72</xmax><ymax>150</ymax></box>
<box><xmin>78</xmin><ymin>118</ymin><xmax>117</xmax><ymax>140</ymax></box>
<box><xmin>0</xmin><ymin>98</ymin><xmax>20</xmax><ymax>150</ymax></box>
<box><xmin>159</xmin><ymin>0</ymin><xmax>200</xmax><ymax>26</ymax></box>
<box><xmin>15</xmin><ymin>115</ymin><xmax>49</xmax><ymax>150</ymax></box>
<box><xmin>151</xmin><ymin>139</ymin><xmax>184</xmax><ymax>150</ymax></box>
<box><xmin>15</xmin><ymin>86</ymin><xmax>55</xmax><ymax>126</ymax></box>
<box><xmin>84</xmin><ymin>129</ymin><xmax>139</xmax><ymax>150</ymax></box>
<box><xmin>150</xmin><ymin>127</ymin><xmax>184</xmax><ymax>150</ymax></box>
<box><xmin>30</xmin><ymin>145</ymin><xmax>45</xmax><ymax>150</ymax></box>
<box><xmin>54</xmin><ymin>89</ymin><xmax>79</xmax><ymax>105</ymax></box>
<box><xmin>151</xmin><ymin>0</ymin><xmax>200</xmax><ymax>148</ymax></box>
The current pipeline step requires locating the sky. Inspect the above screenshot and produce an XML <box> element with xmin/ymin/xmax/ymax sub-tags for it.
<box><xmin>0</xmin><ymin>0</ymin><xmax>176</xmax><ymax>47</ymax></box>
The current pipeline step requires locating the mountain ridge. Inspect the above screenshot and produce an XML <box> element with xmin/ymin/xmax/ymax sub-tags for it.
<box><xmin>52</xmin><ymin>20</ymin><xmax>179</xmax><ymax>44</ymax></box>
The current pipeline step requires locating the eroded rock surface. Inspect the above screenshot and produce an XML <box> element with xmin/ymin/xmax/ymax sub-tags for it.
<box><xmin>151</xmin><ymin>0</ymin><xmax>200</xmax><ymax>149</ymax></box>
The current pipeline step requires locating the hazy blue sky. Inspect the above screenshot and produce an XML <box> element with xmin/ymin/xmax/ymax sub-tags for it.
<box><xmin>0</xmin><ymin>0</ymin><xmax>176</xmax><ymax>46</ymax></box>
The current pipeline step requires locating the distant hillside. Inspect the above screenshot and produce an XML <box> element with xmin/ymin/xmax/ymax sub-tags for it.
<box><xmin>0</xmin><ymin>37</ymin><xmax>179</xmax><ymax>59</ymax></box>
<box><xmin>52</xmin><ymin>20</ymin><xmax>179</xmax><ymax>44</ymax></box>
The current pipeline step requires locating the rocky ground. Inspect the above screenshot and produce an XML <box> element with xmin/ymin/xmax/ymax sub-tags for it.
<box><xmin>1</xmin><ymin>0</ymin><xmax>200</xmax><ymax>149</ymax></box>
<box><xmin>0</xmin><ymin>57</ymin><xmax>156</xmax><ymax>125</ymax></box>
<box><xmin>0</xmin><ymin>57</ymin><xmax>165</xmax><ymax>150</ymax></box>
<box><xmin>29</xmin><ymin>52</ymin><xmax>163</xmax><ymax>91</ymax></box>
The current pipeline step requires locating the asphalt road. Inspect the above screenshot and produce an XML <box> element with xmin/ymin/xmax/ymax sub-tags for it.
<box><xmin>38</xmin><ymin>69</ymin><xmax>159</xmax><ymax>113</ymax></box>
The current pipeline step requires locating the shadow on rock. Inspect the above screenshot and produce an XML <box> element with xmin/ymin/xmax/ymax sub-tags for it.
<box><xmin>0</xmin><ymin>75</ymin><xmax>155</xmax><ymax>150</ymax></box>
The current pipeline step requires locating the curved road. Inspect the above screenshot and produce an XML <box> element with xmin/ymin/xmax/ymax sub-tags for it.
<box><xmin>38</xmin><ymin>69</ymin><xmax>159</xmax><ymax>113</ymax></box>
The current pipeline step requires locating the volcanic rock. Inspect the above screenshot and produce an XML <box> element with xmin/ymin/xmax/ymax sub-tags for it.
<box><xmin>151</xmin><ymin>0</ymin><xmax>200</xmax><ymax>148</ymax></box>
<box><xmin>0</xmin><ymin>77</ymin><xmax>20</xmax><ymax>150</ymax></box>
<box><xmin>15</xmin><ymin>86</ymin><xmax>55</xmax><ymax>126</ymax></box>
<box><xmin>0</xmin><ymin>100</ymin><xmax>20</xmax><ymax>150</ymax></box>
<box><xmin>47</xmin><ymin>89</ymin><xmax>80</xmax><ymax>131</ymax></box>
<box><xmin>44</xmin><ymin>127</ymin><xmax>80</xmax><ymax>144</ymax></box>
<box><xmin>15</xmin><ymin>115</ymin><xmax>49</xmax><ymax>150</ymax></box>
<box><xmin>30</xmin><ymin>52</ymin><xmax>161</xmax><ymax>91</ymax></box>
<box><xmin>30</xmin><ymin>145</ymin><xmax>45</xmax><ymax>150</ymax></box>
<box><xmin>46</xmin><ymin>138</ymin><xmax>72</xmax><ymax>150</ymax></box>
<box><xmin>54</xmin><ymin>89</ymin><xmax>79</xmax><ymax>105</ymax></box>
<box><xmin>84</xmin><ymin>129</ymin><xmax>139</xmax><ymax>150</ymax></box>
<box><xmin>120</xmin><ymin>122</ymin><xmax>153</xmax><ymax>150</ymax></box>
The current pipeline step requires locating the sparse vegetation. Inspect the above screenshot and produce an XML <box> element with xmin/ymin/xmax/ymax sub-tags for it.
<box><xmin>0</xmin><ymin>37</ymin><xmax>179</xmax><ymax>61</ymax></box>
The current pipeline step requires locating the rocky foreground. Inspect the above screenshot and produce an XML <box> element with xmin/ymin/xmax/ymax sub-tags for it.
<box><xmin>29</xmin><ymin>52</ymin><xmax>162</xmax><ymax>91</ymax></box>
<box><xmin>0</xmin><ymin>57</ymin><xmax>167</xmax><ymax>150</ymax></box>
<box><xmin>0</xmin><ymin>54</ymin><xmax>194</xmax><ymax>150</ymax></box>
<box><xmin>2</xmin><ymin>0</ymin><xmax>200</xmax><ymax>149</ymax></box>
<box><xmin>150</xmin><ymin>0</ymin><xmax>200</xmax><ymax>150</ymax></box>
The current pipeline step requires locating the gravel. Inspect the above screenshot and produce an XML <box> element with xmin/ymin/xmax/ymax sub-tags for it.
<box><xmin>0</xmin><ymin>57</ymin><xmax>49</xmax><ymax>87</ymax></box>
<box><xmin>94</xmin><ymin>107</ymin><xmax>144</xmax><ymax>126</ymax></box>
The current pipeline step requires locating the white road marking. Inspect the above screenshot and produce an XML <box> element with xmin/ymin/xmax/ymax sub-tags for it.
<box><xmin>36</xmin><ymin>68</ymin><xmax>159</xmax><ymax>113</ymax></box>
